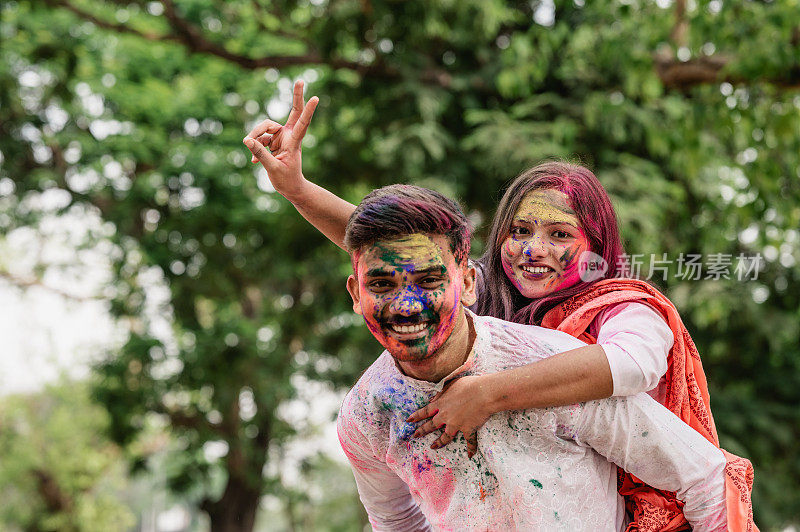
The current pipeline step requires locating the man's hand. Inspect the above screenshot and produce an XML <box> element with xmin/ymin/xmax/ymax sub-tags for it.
<box><xmin>406</xmin><ymin>375</ymin><xmax>494</xmax><ymax>458</ymax></box>
<box><xmin>243</xmin><ymin>80</ymin><xmax>318</xmax><ymax>201</ymax></box>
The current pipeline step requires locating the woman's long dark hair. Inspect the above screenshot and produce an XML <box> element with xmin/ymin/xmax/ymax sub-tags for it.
<box><xmin>474</xmin><ymin>161</ymin><xmax>629</xmax><ymax>325</ymax></box>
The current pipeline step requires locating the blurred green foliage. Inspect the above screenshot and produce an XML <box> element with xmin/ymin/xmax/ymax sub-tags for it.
<box><xmin>1</xmin><ymin>0</ymin><xmax>798</xmax><ymax>529</ymax></box>
<box><xmin>254</xmin><ymin>455</ymin><xmax>368</xmax><ymax>531</ymax></box>
<box><xmin>0</xmin><ymin>383</ymin><xmax>135</xmax><ymax>531</ymax></box>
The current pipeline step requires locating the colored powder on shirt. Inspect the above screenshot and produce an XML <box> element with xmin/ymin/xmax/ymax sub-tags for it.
<box><xmin>409</xmin><ymin>453</ymin><xmax>456</xmax><ymax>515</ymax></box>
<box><xmin>374</xmin><ymin>379</ymin><xmax>428</xmax><ymax>440</ymax></box>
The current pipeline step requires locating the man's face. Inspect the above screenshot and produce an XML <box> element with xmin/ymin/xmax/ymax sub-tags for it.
<box><xmin>347</xmin><ymin>233</ymin><xmax>475</xmax><ymax>362</ymax></box>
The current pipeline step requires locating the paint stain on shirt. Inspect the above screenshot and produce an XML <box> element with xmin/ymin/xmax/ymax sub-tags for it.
<box><xmin>374</xmin><ymin>378</ymin><xmax>428</xmax><ymax>440</ymax></box>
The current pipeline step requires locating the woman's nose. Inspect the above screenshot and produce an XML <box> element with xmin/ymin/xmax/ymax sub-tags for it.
<box><xmin>521</xmin><ymin>235</ymin><xmax>547</xmax><ymax>260</ymax></box>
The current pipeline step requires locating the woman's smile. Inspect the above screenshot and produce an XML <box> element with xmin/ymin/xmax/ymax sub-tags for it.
<box><xmin>501</xmin><ymin>189</ymin><xmax>589</xmax><ymax>299</ymax></box>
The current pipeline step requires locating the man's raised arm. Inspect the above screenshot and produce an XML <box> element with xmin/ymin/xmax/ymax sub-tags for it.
<box><xmin>243</xmin><ymin>80</ymin><xmax>355</xmax><ymax>250</ymax></box>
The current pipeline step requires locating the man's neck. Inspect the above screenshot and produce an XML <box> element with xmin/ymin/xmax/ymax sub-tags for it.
<box><xmin>397</xmin><ymin>309</ymin><xmax>475</xmax><ymax>383</ymax></box>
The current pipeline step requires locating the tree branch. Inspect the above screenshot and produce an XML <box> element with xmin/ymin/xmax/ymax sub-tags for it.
<box><xmin>0</xmin><ymin>270</ymin><xmax>102</xmax><ymax>301</ymax></box>
<box><xmin>43</xmin><ymin>0</ymin><xmax>435</xmax><ymax>83</ymax></box>
<box><xmin>44</xmin><ymin>0</ymin><xmax>173</xmax><ymax>42</ymax></box>
<box><xmin>655</xmin><ymin>54</ymin><xmax>731</xmax><ymax>89</ymax></box>
<box><xmin>32</xmin><ymin>468</ymin><xmax>73</xmax><ymax>513</ymax></box>
<box><xmin>655</xmin><ymin>54</ymin><xmax>800</xmax><ymax>90</ymax></box>
<box><xmin>159</xmin><ymin>0</ymin><xmax>335</xmax><ymax>70</ymax></box>
<box><xmin>670</xmin><ymin>0</ymin><xmax>688</xmax><ymax>48</ymax></box>
<box><xmin>45</xmin><ymin>0</ymin><xmax>799</xmax><ymax>91</ymax></box>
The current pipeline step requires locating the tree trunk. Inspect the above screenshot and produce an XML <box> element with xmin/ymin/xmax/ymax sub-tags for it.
<box><xmin>203</xmin><ymin>476</ymin><xmax>263</xmax><ymax>532</ymax></box>
<box><xmin>202</xmin><ymin>424</ymin><xmax>272</xmax><ymax>532</ymax></box>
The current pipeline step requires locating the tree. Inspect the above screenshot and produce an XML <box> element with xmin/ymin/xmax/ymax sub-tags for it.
<box><xmin>0</xmin><ymin>382</ymin><xmax>135</xmax><ymax>532</ymax></box>
<box><xmin>2</xmin><ymin>0</ymin><xmax>798</xmax><ymax>528</ymax></box>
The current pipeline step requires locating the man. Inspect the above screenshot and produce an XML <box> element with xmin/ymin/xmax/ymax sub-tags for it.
<box><xmin>336</xmin><ymin>184</ymin><xmax>727</xmax><ymax>531</ymax></box>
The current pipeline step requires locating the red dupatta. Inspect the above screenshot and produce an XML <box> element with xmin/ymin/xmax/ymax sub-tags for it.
<box><xmin>541</xmin><ymin>278</ymin><xmax>757</xmax><ymax>532</ymax></box>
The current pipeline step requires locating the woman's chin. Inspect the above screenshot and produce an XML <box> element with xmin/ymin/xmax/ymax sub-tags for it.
<box><xmin>521</xmin><ymin>288</ymin><xmax>557</xmax><ymax>299</ymax></box>
<box><xmin>514</xmin><ymin>278</ymin><xmax>559</xmax><ymax>299</ymax></box>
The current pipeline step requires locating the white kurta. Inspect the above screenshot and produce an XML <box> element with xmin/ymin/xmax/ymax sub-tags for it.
<box><xmin>337</xmin><ymin>311</ymin><xmax>726</xmax><ymax>531</ymax></box>
<box><xmin>591</xmin><ymin>301</ymin><xmax>674</xmax><ymax>397</ymax></box>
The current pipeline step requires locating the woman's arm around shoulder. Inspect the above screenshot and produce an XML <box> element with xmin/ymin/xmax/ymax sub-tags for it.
<box><xmin>408</xmin><ymin>343</ymin><xmax>613</xmax><ymax>456</ymax></box>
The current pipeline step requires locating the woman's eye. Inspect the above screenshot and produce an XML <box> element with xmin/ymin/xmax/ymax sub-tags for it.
<box><xmin>553</xmin><ymin>230</ymin><xmax>572</xmax><ymax>239</ymax></box>
<box><xmin>510</xmin><ymin>226</ymin><xmax>530</xmax><ymax>236</ymax></box>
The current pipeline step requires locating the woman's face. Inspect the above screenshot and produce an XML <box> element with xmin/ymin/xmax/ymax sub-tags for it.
<box><xmin>500</xmin><ymin>189</ymin><xmax>590</xmax><ymax>299</ymax></box>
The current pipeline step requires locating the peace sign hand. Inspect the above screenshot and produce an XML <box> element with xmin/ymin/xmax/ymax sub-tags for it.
<box><xmin>243</xmin><ymin>80</ymin><xmax>319</xmax><ymax>201</ymax></box>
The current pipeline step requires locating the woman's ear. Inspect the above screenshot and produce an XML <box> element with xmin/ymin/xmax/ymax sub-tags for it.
<box><xmin>346</xmin><ymin>275</ymin><xmax>364</xmax><ymax>315</ymax></box>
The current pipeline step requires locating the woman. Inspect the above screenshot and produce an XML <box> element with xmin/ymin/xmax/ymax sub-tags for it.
<box><xmin>243</xmin><ymin>81</ymin><xmax>756</xmax><ymax>531</ymax></box>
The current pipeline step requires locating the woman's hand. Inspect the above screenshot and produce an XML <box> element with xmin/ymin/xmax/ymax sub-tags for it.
<box><xmin>243</xmin><ymin>80</ymin><xmax>318</xmax><ymax>201</ymax></box>
<box><xmin>407</xmin><ymin>345</ymin><xmax>613</xmax><ymax>459</ymax></box>
<box><xmin>406</xmin><ymin>375</ymin><xmax>495</xmax><ymax>458</ymax></box>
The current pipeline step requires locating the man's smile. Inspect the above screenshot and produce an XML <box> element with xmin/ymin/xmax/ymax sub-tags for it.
<box><xmin>350</xmin><ymin>233</ymin><xmax>466</xmax><ymax>362</ymax></box>
<box><xmin>382</xmin><ymin>316</ymin><xmax>436</xmax><ymax>341</ymax></box>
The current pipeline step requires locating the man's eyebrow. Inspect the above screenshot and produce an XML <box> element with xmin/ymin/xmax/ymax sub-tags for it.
<box><xmin>413</xmin><ymin>266</ymin><xmax>448</xmax><ymax>276</ymax></box>
<box><xmin>364</xmin><ymin>265</ymin><xmax>447</xmax><ymax>277</ymax></box>
<box><xmin>365</xmin><ymin>268</ymin><xmax>395</xmax><ymax>277</ymax></box>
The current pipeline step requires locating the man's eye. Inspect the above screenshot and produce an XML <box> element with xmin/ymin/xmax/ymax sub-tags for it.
<box><xmin>368</xmin><ymin>280</ymin><xmax>393</xmax><ymax>290</ymax></box>
<box><xmin>419</xmin><ymin>277</ymin><xmax>444</xmax><ymax>287</ymax></box>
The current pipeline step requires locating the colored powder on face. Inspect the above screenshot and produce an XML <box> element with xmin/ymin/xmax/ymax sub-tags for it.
<box><xmin>500</xmin><ymin>189</ymin><xmax>591</xmax><ymax>298</ymax></box>
<box><xmin>548</xmin><ymin>237</ymin><xmax>589</xmax><ymax>290</ymax></box>
<box><xmin>558</xmin><ymin>244</ymin><xmax>580</xmax><ymax>266</ymax></box>
<box><xmin>514</xmin><ymin>191</ymin><xmax>577</xmax><ymax>225</ymax></box>
<box><xmin>377</xmin><ymin>233</ymin><xmax>442</xmax><ymax>266</ymax></box>
<box><xmin>355</xmin><ymin>233</ymin><xmax>463</xmax><ymax>363</ymax></box>
<box><xmin>382</xmin><ymin>283</ymin><xmax>431</xmax><ymax>317</ymax></box>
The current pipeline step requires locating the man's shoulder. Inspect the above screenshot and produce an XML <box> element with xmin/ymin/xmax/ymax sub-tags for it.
<box><xmin>338</xmin><ymin>352</ymin><xmax>395</xmax><ymax>419</ymax></box>
<box><xmin>472</xmin><ymin>313</ymin><xmax>588</xmax><ymax>363</ymax></box>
